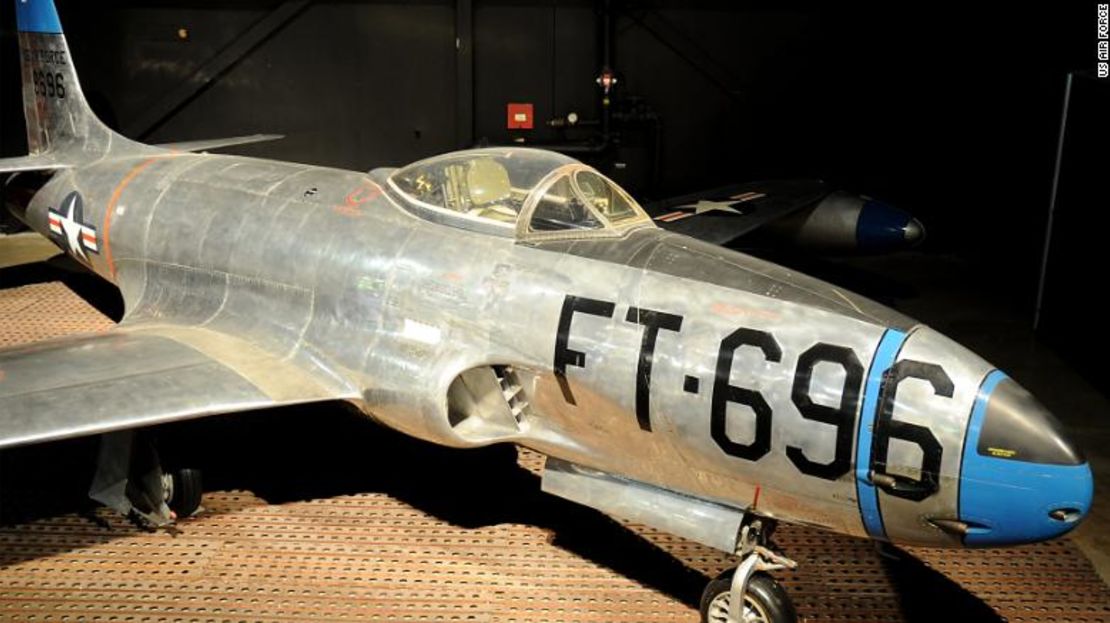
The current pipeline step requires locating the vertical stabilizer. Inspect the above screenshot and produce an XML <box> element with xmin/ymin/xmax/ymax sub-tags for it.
<box><xmin>14</xmin><ymin>0</ymin><xmax>146</xmax><ymax>163</ymax></box>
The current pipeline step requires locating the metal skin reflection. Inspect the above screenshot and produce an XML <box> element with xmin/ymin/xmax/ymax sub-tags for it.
<box><xmin>0</xmin><ymin>1</ymin><xmax>1093</xmax><ymax>622</ymax></box>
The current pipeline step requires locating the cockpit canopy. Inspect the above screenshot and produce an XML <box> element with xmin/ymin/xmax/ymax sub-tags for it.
<box><xmin>388</xmin><ymin>148</ymin><xmax>651</xmax><ymax>239</ymax></box>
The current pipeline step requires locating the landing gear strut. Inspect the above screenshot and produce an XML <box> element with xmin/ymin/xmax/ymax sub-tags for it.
<box><xmin>700</xmin><ymin>518</ymin><xmax>798</xmax><ymax>623</ymax></box>
<box><xmin>88</xmin><ymin>430</ymin><xmax>203</xmax><ymax>527</ymax></box>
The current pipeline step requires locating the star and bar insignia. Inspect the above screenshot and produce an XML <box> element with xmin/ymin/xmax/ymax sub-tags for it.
<box><xmin>654</xmin><ymin>190</ymin><xmax>767</xmax><ymax>223</ymax></box>
<box><xmin>47</xmin><ymin>191</ymin><xmax>99</xmax><ymax>262</ymax></box>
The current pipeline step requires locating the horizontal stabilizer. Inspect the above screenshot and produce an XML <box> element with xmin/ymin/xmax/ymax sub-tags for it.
<box><xmin>0</xmin><ymin>154</ymin><xmax>71</xmax><ymax>174</ymax></box>
<box><xmin>157</xmin><ymin>133</ymin><xmax>284</xmax><ymax>153</ymax></box>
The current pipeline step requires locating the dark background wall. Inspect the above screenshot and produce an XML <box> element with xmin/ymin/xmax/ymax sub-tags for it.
<box><xmin>1</xmin><ymin>1</ymin><xmax>1105</xmax><ymax>333</ymax></box>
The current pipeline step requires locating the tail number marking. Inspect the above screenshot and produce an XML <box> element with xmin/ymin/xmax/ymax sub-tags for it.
<box><xmin>32</xmin><ymin>70</ymin><xmax>65</xmax><ymax>99</ymax></box>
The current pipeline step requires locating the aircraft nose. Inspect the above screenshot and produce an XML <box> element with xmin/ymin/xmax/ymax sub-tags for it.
<box><xmin>958</xmin><ymin>371</ymin><xmax>1093</xmax><ymax>545</ymax></box>
<box><xmin>855</xmin><ymin>198</ymin><xmax>923</xmax><ymax>251</ymax></box>
<box><xmin>901</xmin><ymin>218</ymin><xmax>925</xmax><ymax>245</ymax></box>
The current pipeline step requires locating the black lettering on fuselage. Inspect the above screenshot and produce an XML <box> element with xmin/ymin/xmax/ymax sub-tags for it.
<box><xmin>625</xmin><ymin>307</ymin><xmax>684</xmax><ymax>431</ymax></box>
<box><xmin>871</xmin><ymin>360</ymin><xmax>954</xmax><ymax>501</ymax></box>
<box><xmin>552</xmin><ymin>295</ymin><xmax>955</xmax><ymax>505</ymax></box>
<box><xmin>711</xmin><ymin>328</ymin><xmax>781</xmax><ymax>461</ymax></box>
<box><xmin>787</xmin><ymin>343</ymin><xmax>864</xmax><ymax>480</ymax></box>
<box><xmin>554</xmin><ymin>295</ymin><xmax>615</xmax><ymax>405</ymax></box>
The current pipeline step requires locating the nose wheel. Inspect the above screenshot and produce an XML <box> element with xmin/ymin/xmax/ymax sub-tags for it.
<box><xmin>701</xmin><ymin>571</ymin><xmax>794</xmax><ymax>623</ymax></box>
<box><xmin>699</xmin><ymin>519</ymin><xmax>798</xmax><ymax>623</ymax></box>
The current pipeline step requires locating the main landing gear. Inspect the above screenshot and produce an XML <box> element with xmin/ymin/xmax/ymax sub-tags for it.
<box><xmin>700</xmin><ymin>518</ymin><xmax>798</xmax><ymax>623</ymax></box>
<box><xmin>164</xmin><ymin>467</ymin><xmax>204</xmax><ymax>518</ymax></box>
<box><xmin>88</xmin><ymin>430</ymin><xmax>203</xmax><ymax>528</ymax></box>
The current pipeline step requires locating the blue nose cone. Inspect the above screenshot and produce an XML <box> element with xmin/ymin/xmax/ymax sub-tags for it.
<box><xmin>959</xmin><ymin>371</ymin><xmax>1093</xmax><ymax>546</ymax></box>
<box><xmin>855</xmin><ymin>199</ymin><xmax>925</xmax><ymax>252</ymax></box>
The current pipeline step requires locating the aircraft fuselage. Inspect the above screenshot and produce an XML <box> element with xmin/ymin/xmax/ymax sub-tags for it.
<box><xmin>19</xmin><ymin>150</ymin><xmax>1090</xmax><ymax>549</ymax></box>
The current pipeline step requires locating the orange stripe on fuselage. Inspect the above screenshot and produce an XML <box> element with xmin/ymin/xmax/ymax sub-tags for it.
<box><xmin>102</xmin><ymin>156</ymin><xmax>165</xmax><ymax>279</ymax></box>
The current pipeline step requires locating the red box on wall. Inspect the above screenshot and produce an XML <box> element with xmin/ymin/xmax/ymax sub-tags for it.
<box><xmin>507</xmin><ymin>103</ymin><xmax>534</xmax><ymax>130</ymax></box>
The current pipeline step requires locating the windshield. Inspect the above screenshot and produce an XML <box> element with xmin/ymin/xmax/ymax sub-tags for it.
<box><xmin>573</xmin><ymin>169</ymin><xmax>640</xmax><ymax>225</ymax></box>
<box><xmin>526</xmin><ymin>168</ymin><xmax>649</xmax><ymax>234</ymax></box>
<box><xmin>388</xmin><ymin>147</ymin><xmax>651</xmax><ymax>238</ymax></box>
<box><xmin>530</xmin><ymin>175</ymin><xmax>603</xmax><ymax>231</ymax></box>
<box><xmin>390</xmin><ymin>148</ymin><xmax>575</xmax><ymax>226</ymax></box>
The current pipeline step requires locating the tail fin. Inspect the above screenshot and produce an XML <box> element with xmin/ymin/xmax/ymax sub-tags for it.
<box><xmin>8</xmin><ymin>0</ymin><xmax>147</xmax><ymax>170</ymax></box>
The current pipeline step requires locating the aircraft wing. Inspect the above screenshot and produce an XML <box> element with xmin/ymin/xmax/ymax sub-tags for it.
<box><xmin>0</xmin><ymin>323</ymin><xmax>358</xmax><ymax>450</ymax></box>
<box><xmin>156</xmin><ymin>134</ymin><xmax>284</xmax><ymax>153</ymax></box>
<box><xmin>643</xmin><ymin>179</ymin><xmax>830</xmax><ymax>246</ymax></box>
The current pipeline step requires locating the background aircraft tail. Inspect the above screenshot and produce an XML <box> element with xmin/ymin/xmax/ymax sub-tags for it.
<box><xmin>1</xmin><ymin>0</ymin><xmax>150</xmax><ymax>173</ymax></box>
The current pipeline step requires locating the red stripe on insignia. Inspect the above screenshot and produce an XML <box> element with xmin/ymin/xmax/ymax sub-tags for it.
<box><xmin>655</xmin><ymin>210</ymin><xmax>686</xmax><ymax>221</ymax></box>
<box><xmin>82</xmin><ymin>233</ymin><xmax>96</xmax><ymax>242</ymax></box>
<box><xmin>659</xmin><ymin>212</ymin><xmax>695</xmax><ymax>223</ymax></box>
<box><xmin>731</xmin><ymin>191</ymin><xmax>766</xmax><ymax>203</ymax></box>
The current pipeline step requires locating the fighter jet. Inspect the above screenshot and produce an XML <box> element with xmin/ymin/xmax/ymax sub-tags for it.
<box><xmin>0</xmin><ymin>2</ymin><xmax>1093</xmax><ymax>622</ymax></box>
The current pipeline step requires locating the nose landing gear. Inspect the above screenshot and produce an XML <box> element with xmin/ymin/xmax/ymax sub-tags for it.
<box><xmin>700</xmin><ymin>519</ymin><xmax>798</xmax><ymax>623</ymax></box>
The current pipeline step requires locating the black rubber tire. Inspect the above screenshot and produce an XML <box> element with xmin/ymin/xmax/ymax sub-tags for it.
<box><xmin>699</xmin><ymin>570</ymin><xmax>796</xmax><ymax>623</ymax></box>
<box><xmin>167</xmin><ymin>468</ymin><xmax>203</xmax><ymax>518</ymax></box>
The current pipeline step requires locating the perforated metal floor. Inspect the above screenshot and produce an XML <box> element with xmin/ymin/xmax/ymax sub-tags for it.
<box><xmin>1</xmin><ymin>279</ymin><xmax>1108</xmax><ymax>622</ymax></box>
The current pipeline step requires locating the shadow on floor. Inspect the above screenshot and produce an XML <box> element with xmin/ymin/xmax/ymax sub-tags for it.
<box><xmin>880</xmin><ymin>545</ymin><xmax>1003</xmax><ymax>623</ymax></box>
<box><xmin>0</xmin><ymin>403</ymin><xmax>999</xmax><ymax>618</ymax></box>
